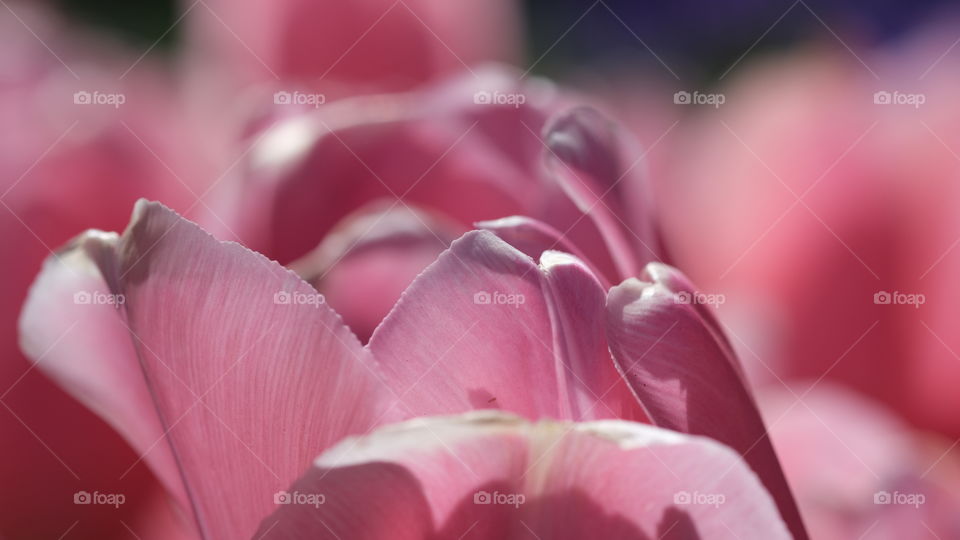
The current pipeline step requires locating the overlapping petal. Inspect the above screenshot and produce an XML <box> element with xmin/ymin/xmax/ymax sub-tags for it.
<box><xmin>605</xmin><ymin>264</ymin><xmax>807</xmax><ymax>539</ymax></box>
<box><xmin>257</xmin><ymin>411</ymin><xmax>790</xmax><ymax>539</ymax></box>
<box><xmin>366</xmin><ymin>229</ymin><xmax>645</xmax><ymax>422</ymax></box>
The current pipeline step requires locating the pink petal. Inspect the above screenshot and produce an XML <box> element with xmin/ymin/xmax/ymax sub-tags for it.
<box><xmin>19</xmin><ymin>200</ymin><xmax>398</xmax><ymax>538</ymax></box>
<box><xmin>543</xmin><ymin>107</ymin><xmax>661</xmax><ymax>280</ymax></box>
<box><xmin>290</xmin><ymin>202</ymin><xmax>464</xmax><ymax>342</ymax></box>
<box><xmin>257</xmin><ymin>412</ymin><xmax>790</xmax><ymax>539</ymax></box>
<box><xmin>367</xmin><ymin>230</ymin><xmax>642</xmax><ymax>422</ymax></box>
<box><xmin>476</xmin><ymin>215</ymin><xmax>611</xmax><ymax>288</ymax></box>
<box><xmin>538</xmin><ymin>251</ymin><xmax>647</xmax><ymax>422</ymax></box>
<box><xmin>605</xmin><ymin>266</ymin><xmax>807</xmax><ymax>539</ymax></box>
<box><xmin>640</xmin><ymin>262</ymin><xmax>742</xmax><ymax>380</ymax></box>
<box><xmin>366</xmin><ymin>230</ymin><xmax>561</xmax><ymax>418</ymax></box>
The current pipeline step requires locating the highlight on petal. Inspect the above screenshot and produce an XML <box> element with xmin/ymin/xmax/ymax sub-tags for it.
<box><xmin>257</xmin><ymin>411</ymin><xmax>790</xmax><ymax>539</ymax></box>
<box><xmin>476</xmin><ymin>215</ymin><xmax>610</xmax><ymax>288</ymax></box>
<box><xmin>19</xmin><ymin>200</ymin><xmax>399</xmax><ymax>539</ymax></box>
<box><xmin>605</xmin><ymin>264</ymin><xmax>807</xmax><ymax>539</ymax></box>
<box><xmin>367</xmin><ymin>229</ymin><xmax>644</xmax><ymax>422</ymax></box>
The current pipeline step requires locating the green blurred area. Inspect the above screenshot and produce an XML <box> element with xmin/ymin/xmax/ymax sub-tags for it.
<box><xmin>53</xmin><ymin>0</ymin><xmax>180</xmax><ymax>50</ymax></box>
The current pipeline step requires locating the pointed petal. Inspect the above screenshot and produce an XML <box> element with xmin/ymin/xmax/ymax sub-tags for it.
<box><xmin>605</xmin><ymin>266</ymin><xmax>807</xmax><ymax>539</ymax></box>
<box><xmin>367</xmin><ymin>230</ymin><xmax>637</xmax><ymax>421</ymax></box>
<box><xmin>290</xmin><ymin>202</ymin><xmax>464</xmax><ymax>342</ymax></box>
<box><xmin>257</xmin><ymin>412</ymin><xmax>790</xmax><ymax>539</ymax></box>
<box><xmin>19</xmin><ymin>200</ymin><xmax>397</xmax><ymax>539</ymax></box>
<box><xmin>366</xmin><ymin>230</ymin><xmax>564</xmax><ymax>418</ymax></box>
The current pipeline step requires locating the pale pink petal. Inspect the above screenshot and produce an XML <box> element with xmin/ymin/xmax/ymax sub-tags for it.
<box><xmin>367</xmin><ymin>230</ymin><xmax>639</xmax><ymax>421</ymax></box>
<box><xmin>605</xmin><ymin>266</ymin><xmax>807</xmax><ymax>539</ymax></box>
<box><xmin>538</xmin><ymin>251</ymin><xmax>646</xmax><ymax>422</ymax></box>
<box><xmin>19</xmin><ymin>200</ymin><xmax>398</xmax><ymax>539</ymax></box>
<box><xmin>257</xmin><ymin>412</ymin><xmax>790</xmax><ymax>539</ymax></box>
<box><xmin>640</xmin><ymin>262</ymin><xmax>741</xmax><ymax>379</ymax></box>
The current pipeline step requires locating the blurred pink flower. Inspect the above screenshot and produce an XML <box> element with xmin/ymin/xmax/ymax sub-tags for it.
<box><xmin>186</xmin><ymin>0</ymin><xmax>520</xmax><ymax>95</ymax></box>
<box><xmin>655</xmin><ymin>35</ymin><xmax>960</xmax><ymax>440</ymax></box>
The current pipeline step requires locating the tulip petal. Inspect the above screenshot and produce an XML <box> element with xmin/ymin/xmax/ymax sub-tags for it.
<box><xmin>257</xmin><ymin>411</ymin><xmax>790</xmax><ymax>539</ymax></box>
<box><xmin>19</xmin><ymin>200</ymin><xmax>397</xmax><ymax>539</ymax></box>
<box><xmin>544</xmin><ymin>107</ymin><xmax>661</xmax><ymax>279</ymax></box>
<box><xmin>476</xmin><ymin>215</ymin><xmax>610</xmax><ymax>288</ymax></box>
<box><xmin>367</xmin><ymin>230</ymin><xmax>640</xmax><ymax>421</ymax></box>
<box><xmin>290</xmin><ymin>202</ymin><xmax>464</xmax><ymax>342</ymax></box>
<box><xmin>605</xmin><ymin>266</ymin><xmax>807</xmax><ymax>539</ymax></box>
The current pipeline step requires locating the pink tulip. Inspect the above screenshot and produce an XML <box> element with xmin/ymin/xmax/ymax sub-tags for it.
<box><xmin>20</xmin><ymin>198</ymin><xmax>804</xmax><ymax>538</ymax></box>
<box><xmin>19</xmin><ymin>67</ymin><xmax>808</xmax><ymax>536</ymax></box>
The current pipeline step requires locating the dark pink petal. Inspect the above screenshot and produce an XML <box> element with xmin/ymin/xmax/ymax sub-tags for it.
<box><xmin>605</xmin><ymin>266</ymin><xmax>807</xmax><ymax>539</ymax></box>
<box><xmin>191</xmin><ymin>0</ymin><xmax>519</xmax><ymax>92</ymax></box>
<box><xmin>367</xmin><ymin>230</ymin><xmax>641</xmax><ymax>421</ymax></box>
<box><xmin>257</xmin><ymin>412</ymin><xmax>790</xmax><ymax>539</ymax></box>
<box><xmin>19</xmin><ymin>201</ymin><xmax>398</xmax><ymax>538</ymax></box>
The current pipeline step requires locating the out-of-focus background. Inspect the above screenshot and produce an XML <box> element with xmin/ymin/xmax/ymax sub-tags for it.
<box><xmin>3</xmin><ymin>0</ymin><xmax>960</xmax><ymax>538</ymax></box>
